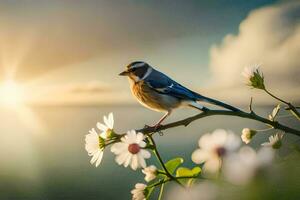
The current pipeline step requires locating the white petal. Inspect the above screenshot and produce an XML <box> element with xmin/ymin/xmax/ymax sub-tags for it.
<box><xmin>95</xmin><ymin>151</ymin><xmax>104</xmax><ymax>167</ymax></box>
<box><xmin>85</xmin><ymin>131</ymin><xmax>100</xmax><ymax>154</ymax></box>
<box><xmin>121</xmin><ymin>136</ymin><xmax>128</xmax><ymax>143</ymax></box>
<box><xmin>90</xmin><ymin>150</ymin><xmax>101</xmax><ymax>164</ymax></box>
<box><xmin>136</xmin><ymin>132</ymin><xmax>145</xmax><ymax>143</ymax></box>
<box><xmin>138</xmin><ymin>154</ymin><xmax>146</xmax><ymax>168</ymax></box>
<box><xmin>126</xmin><ymin>130</ymin><xmax>137</xmax><ymax>144</ymax></box>
<box><xmin>111</xmin><ymin>143</ymin><xmax>128</xmax><ymax>154</ymax></box>
<box><xmin>140</xmin><ymin>149</ymin><xmax>151</xmax><ymax>159</ymax></box>
<box><xmin>97</xmin><ymin>122</ymin><xmax>108</xmax><ymax>132</ymax></box>
<box><xmin>191</xmin><ymin>149</ymin><xmax>209</xmax><ymax>164</ymax></box>
<box><xmin>211</xmin><ymin>129</ymin><xmax>227</xmax><ymax>146</ymax></box>
<box><xmin>116</xmin><ymin>152</ymin><xmax>128</xmax><ymax>165</ymax></box>
<box><xmin>203</xmin><ymin>157</ymin><xmax>221</xmax><ymax>173</ymax></box>
<box><xmin>225</xmin><ymin>132</ymin><xmax>241</xmax><ymax>151</ymax></box>
<box><xmin>131</xmin><ymin>155</ymin><xmax>139</xmax><ymax>170</ymax></box>
<box><xmin>107</xmin><ymin>112</ymin><xmax>114</xmax><ymax>129</ymax></box>
<box><xmin>199</xmin><ymin>133</ymin><xmax>214</xmax><ymax>150</ymax></box>
<box><xmin>103</xmin><ymin>115</ymin><xmax>109</xmax><ymax>128</ymax></box>
<box><xmin>124</xmin><ymin>153</ymin><xmax>132</xmax><ymax>167</ymax></box>
<box><xmin>100</xmin><ymin>132</ymin><xmax>107</xmax><ymax>139</ymax></box>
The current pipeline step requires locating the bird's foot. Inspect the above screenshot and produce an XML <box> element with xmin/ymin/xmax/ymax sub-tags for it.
<box><xmin>144</xmin><ymin>124</ymin><xmax>152</xmax><ymax>129</ymax></box>
<box><xmin>158</xmin><ymin>130</ymin><xmax>164</xmax><ymax>136</ymax></box>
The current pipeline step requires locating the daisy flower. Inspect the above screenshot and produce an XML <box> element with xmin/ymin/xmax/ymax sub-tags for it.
<box><xmin>191</xmin><ymin>129</ymin><xmax>240</xmax><ymax>173</ymax></box>
<box><xmin>97</xmin><ymin>112</ymin><xmax>115</xmax><ymax>138</ymax></box>
<box><xmin>261</xmin><ymin>133</ymin><xmax>284</xmax><ymax>149</ymax></box>
<box><xmin>131</xmin><ymin>183</ymin><xmax>147</xmax><ymax>200</ymax></box>
<box><xmin>85</xmin><ymin>128</ymin><xmax>105</xmax><ymax>167</ymax></box>
<box><xmin>224</xmin><ymin>146</ymin><xmax>274</xmax><ymax>185</ymax></box>
<box><xmin>242</xmin><ymin>64</ymin><xmax>265</xmax><ymax>89</ymax></box>
<box><xmin>241</xmin><ymin>128</ymin><xmax>256</xmax><ymax>144</ymax></box>
<box><xmin>111</xmin><ymin>130</ymin><xmax>151</xmax><ymax>170</ymax></box>
<box><xmin>142</xmin><ymin>165</ymin><xmax>157</xmax><ymax>182</ymax></box>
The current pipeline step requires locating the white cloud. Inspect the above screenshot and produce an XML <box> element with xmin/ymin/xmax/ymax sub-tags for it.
<box><xmin>209</xmin><ymin>2</ymin><xmax>300</xmax><ymax>103</ymax></box>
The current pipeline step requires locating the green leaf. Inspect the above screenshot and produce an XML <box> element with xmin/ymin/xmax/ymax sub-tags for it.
<box><xmin>165</xmin><ymin>157</ymin><xmax>184</xmax><ymax>174</ymax></box>
<box><xmin>176</xmin><ymin>167</ymin><xmax>201</xmax><ymax>177</ymax></box>
<box><xmin>176</xmin><ymin>167</ymin><xmax>201</xmax><ymax>187</ymax></box>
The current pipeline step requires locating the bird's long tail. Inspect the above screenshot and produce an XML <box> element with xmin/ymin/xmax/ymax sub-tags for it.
<box><xmin>194</xmin><ymin>93</ymin><xmax>241</xmax><ymax>112</ymax></box>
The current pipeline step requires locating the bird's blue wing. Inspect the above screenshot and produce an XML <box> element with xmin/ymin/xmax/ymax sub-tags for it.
<box><xmin>145</xmin><ymin>77</ymin><xmax>198</xmax><ymax>101</ymax></box>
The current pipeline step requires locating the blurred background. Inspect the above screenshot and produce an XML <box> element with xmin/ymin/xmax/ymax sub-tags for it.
<box><xmin>0</xmin><ymin>0</ymin><xmax>299</xmax><ymax>199</ymax></box>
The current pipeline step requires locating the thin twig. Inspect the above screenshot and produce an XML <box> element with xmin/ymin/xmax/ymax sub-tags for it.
<box><xmin>264</xmin><ymin>88</ymin><xmax>300</xmax><ymax>120</ymax></box>
<box><xmin>136</xmin><ymin>109</ymin><xmax>300</xmax><ymax>137</ymax></box>
<box><xmin>249</xmin><ymin>97</ymin><xmax>254</xmax><ymax>113</ymax></box>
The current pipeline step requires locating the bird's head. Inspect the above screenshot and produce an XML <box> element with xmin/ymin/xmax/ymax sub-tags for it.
<box><xmin>119</xmin><ymin>61</ymin><xmax>152</xmax><ymax>82</ymax></box>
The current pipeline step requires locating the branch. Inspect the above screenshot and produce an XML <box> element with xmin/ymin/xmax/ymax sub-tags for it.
<box><xmin>137</xmin><ymin>109</ymin><xmax>300</xmax><ymax>137</ymax></box>
<box><xmin>264</xmin><ymin>88</ymin><xmax>300</xmax><ymax>120</ymax></box>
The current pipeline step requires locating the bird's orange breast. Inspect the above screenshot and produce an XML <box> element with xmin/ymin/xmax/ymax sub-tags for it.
<box><xmin>130</xmin><ymin>81</ymin><xmax>181</xmax><ymax>112</ymax></box>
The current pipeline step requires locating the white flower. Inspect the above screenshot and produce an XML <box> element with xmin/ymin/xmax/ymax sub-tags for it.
<box><xmin>241</xmin><ymin>128</ymin><xmax>256</xmax><ymax>144</ymax></box>
<box><xmin>97</xmin><ymin>112</ymin><xmax>114</xmax><ymax>138</ymax></box>
<box><xmin>166</xmin><ymin>181</ymin><xmax>218</xmax><ymax>200</ymax></box>
<box><xmin>261</xmin><ymin>133</ymin><xmax>284</xmax><ymax>149</ymax></box>
<box><xmin>111</xmin><ymin>130</ymin><xmax>151</xmax><ymax>170</ymax></box>
<box><xmin>191</xmin><ymin>129</ymin><xmax>240</xmax><ymax>173</ymax></box>
<box><xmin>142</xmin><ymin>165</ymin><xmax>157</xmax><ymax>182</ymax></box>
<box><xmin>223</xmin><ymin>146</ymin><xmax>274</xmax><ymax>185</ymax></box>
<box><xmin>131</xmin><ymin>183</ymin><xmax>147</xmax><ymax>200</ymax></box>
<box><xmin>85</xmin><ymin>128</ymin><xmax>104</xmax><ymax>167</ymax></box>
<box><xmin>242</xmin><ymin>65</ymin><xmax>257</xmax><ymax>81</ymax></box>
<box><xmin>242</xmin><ymin>64</ymin><xmax>265</xmax><ymax>89</ymax></box>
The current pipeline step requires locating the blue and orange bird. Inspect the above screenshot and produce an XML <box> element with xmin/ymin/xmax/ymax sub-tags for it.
<box><xmin>119</xmin><ymin>61</ymin><xmax>240</xmax><ymax>129</ymax></box>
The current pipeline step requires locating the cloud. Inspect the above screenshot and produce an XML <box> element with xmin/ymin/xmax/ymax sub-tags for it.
<box><xmin>0</xmin><ymin>1</ymin><xmax>217</xmax><ymax>82</ymax></box>
<box><xmin>63</xmin><ymin>81</ymin><xmax>110</xmax><ymax>94</ymax></box>
<box><xmin>25</xmin><ymin>80</ymin><xmax>132</xmax><ymax>106</ymax></box>
<box><xmin>209</xmin><ymin>2</ymin><xmax>300</xmax><ymax>102</ymax></box>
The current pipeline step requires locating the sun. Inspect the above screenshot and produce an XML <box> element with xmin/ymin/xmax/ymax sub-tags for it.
<box><xmin>0</xmin><ymin>80</ymin><xmax>25</xmax><ymax>107</ymax></box>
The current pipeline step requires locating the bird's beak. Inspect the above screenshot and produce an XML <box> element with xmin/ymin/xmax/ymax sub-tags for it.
<box><xmin>119</xmin><ymin>70</ymin><xmax>129</xmax><ymax>76</ymax></box>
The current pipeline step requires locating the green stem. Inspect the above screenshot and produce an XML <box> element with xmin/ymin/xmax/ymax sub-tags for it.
<box><xmin>264</xmin><ymin>88</ymin><xmax>289</xmax><ymax>104</ymax></box>
<box><xmin>158</xmin><ymin>182</ymin><xmax>165</xmax><ymax>200</ymax></box>
<box><xmin>148</xmin><ymin>175</ymin><xmax>201</xmax><ymax>189</ymax></box>
<box><xmin>148</xmin><ymin>179</ymin><xmax>170</xmax><ymax>188</ymax></box>
<box><xmin>147</xmin><ymin>135</ymin><xmax>184</xmax><ymax>187</ymax></box>
<box><xmin>264</xmin><ymin>88</ymin><xmax>300</xmax><ymax>120</ymax></box>
<box><xmin>148</xmin><ymin>136</ymin><xmax>171</xmax><ymax>176</ymax></box>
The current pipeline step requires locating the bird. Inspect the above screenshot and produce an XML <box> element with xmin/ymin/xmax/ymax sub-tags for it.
<box><xmin>119</xmin><ymin>61</ymin><xmax>240</xmax><ymax>129</ymax></box>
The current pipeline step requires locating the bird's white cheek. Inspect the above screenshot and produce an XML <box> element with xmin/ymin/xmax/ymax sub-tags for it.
<box><xmin>129</xmin><ymin>75</ymin><xmax>140</xmax><ymax>82</ymax></box>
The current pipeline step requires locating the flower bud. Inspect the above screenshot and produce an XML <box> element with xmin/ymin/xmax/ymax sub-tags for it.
<box><xmin>142</xmin><ymin>165</ymin><xmax>157</xmax><ymax>182</ymax></box>
<box><xmin>242</xmin><ymin>66</ymin><xmax>265</xmax><ymax>89</ymax></box>
<box><xmin>241</xmin><ymin>128</ymin><xmax>257</xmax><ymax>144</ymax></box>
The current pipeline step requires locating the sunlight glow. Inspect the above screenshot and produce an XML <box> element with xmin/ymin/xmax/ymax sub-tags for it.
<box><xmin>0</xmin><ymin>80</ymin><xmax>25</xmax><ymax>108</ymax></box>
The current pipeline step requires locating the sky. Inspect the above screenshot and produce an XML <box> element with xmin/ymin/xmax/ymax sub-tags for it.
<box><xmin>0</xmin><ymin>0</ymin><xmax>299</xmax><ymax>106</ymax></box>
